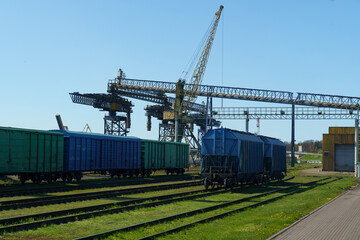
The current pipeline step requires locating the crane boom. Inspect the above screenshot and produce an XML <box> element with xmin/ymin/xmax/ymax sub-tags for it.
<box><xmin>181</xmin><ymin>5</ymin><xmax>224</xmax><ymax>113</ymax></box>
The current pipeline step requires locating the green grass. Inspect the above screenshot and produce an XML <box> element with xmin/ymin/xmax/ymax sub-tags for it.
<box><xmin>301</xmin><ymin>154</ymin><xmax>322</xmax><ymax>160</ymax></box>
<box><xmin>0</xmin><ymin>185</ymin><xmax>204</xmax><ymax>220</ymax></box>
<box><xmin>286</xmin><ymin>162</ymin><xmax>316</xmax><ymax>176</ymax></box>
<box><xmin>0</xmin><ymin>164</ymin><xmax>357</xmax><ymax>240</ymax></box>
<box><xmin>0</xmin><ymin>176</ymin><xmax>18</xmax><ymax>186</ymax></box>
<box><xmin>157</xmin><ymin>177</ymin><xmax>356</xmax><ymax>240</ymax></box>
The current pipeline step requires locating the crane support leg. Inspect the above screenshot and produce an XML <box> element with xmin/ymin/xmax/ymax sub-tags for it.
<box><xmin>175</xmin><ymin>117</ymin><xmax>179</xmax><ymax>142</ymax></box>
<box><xmin>104</xmin><ymin>115</ymin><xmax>128</xmax><ymax>136</ymax></box>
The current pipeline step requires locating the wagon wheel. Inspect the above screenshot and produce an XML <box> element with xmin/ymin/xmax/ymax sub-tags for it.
<box><xmin>66</xmin><ymin>175</ymin><xmax>73</xmax><ymax>182</ymax></box>
<box><xmin>46</xmin><ymin>175</ymin><xmax>52</xmax><ymax>184</ymax></box>
<box><xmin>35</xmin><ymin>176</ymin><xmax>42</xmax><ymax>184</ymax></box>
<box><xmin>19</xmin><ymin>175</ymin><xmax>26</xmax><ymax>184</ymax></box>
<box><xmin>75</xmin><ymin>174</ymin><xmax>82</xmax><ymax>182</ymax></box>
<box><xmin>52</xmin><ymin>175</ymin><xmax>58</xmax><ymax>182</ymax></box>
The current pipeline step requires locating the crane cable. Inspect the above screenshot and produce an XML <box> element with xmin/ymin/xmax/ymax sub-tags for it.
<box><xmin>179</xmin><ymin>16</ymin><xmax>217</xmax><ymax>81</ymax></box>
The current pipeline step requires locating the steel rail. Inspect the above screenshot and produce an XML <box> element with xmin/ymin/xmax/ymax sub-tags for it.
<box><xmin>0</xmin><ymin>188</ymin><xmax>206</xmax><ymax>227</ymax></box>
<box><xmin>0</xmin><ymin>188</ymin><xmax>210</xmax><ymax>234</ymax></box>
<box><xmin>0</xmin><ymin>181</ymin><xmax>201</xmax><ymax>211</ymax></box>
<box><xmin>0</xmin><ymin>177</ymin><xmax>295</xmax><ymax>234</ymax></box>
<box><xmin>73</xmin><ymin>177</ymin><xmax>331</xmax><ymax>240</ymax></box>
<box><xmin>0</xmin><ymin>175</ymin><xmax>199</xmax><ymax>198</ymax></box>
<box><xmin>138</xmin><ymin>177</ymin><xmax>340</xmax><ymax>240</ymax></box>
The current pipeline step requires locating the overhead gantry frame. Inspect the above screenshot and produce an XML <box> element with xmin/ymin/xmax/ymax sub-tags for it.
<box><xmin>106</xmin><ymin>75</ymin><xmax>360</xmax><ymax>168</ymax></box>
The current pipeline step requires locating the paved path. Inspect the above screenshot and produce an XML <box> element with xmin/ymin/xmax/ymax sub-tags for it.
<box><xmin>268</xmin><ymin>184</ymin><xmax>360</xmax><ymax>240</ymax></box>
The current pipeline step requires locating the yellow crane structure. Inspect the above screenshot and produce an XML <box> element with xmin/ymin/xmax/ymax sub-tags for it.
<box><xmin>164</xmin><ymin>5</ymin><xmax>224</xmax><ymax>142</ymax></box>
<box><xmin>82</xmin><ymin>123</ymin><xmax>92</xmax><ymax>133</ymax></box>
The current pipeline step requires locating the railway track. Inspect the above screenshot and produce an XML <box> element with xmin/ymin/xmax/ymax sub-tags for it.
<box><xmin>0</xmin><ymin>174</ymin><xmax>199</xmax><ymax>198</ymax></box>
<box><xmin>0</xmin><ymin>180</ymin><xmax>201</xmax><ymax>211</ymax></box>
<box><xmin>0</xmin><ymin>177</ymin><xmax>295</xmax><ymax>234</ymax></box>
<box><xmin>72</xmin><ymin>177</ymin><xmax>337</xmax><ymax>240</ymax></box>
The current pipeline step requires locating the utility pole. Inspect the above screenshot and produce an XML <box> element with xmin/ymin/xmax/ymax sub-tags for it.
<box><xmin>355</xmin><ymin>110</ymin><xmax>359</xmax><ymax>177</ymax></box>
<box><xmin>291</xmin><ymin>104</ymin><xmax>295</xmax><ymax>167</ymax></box>
<box><xmin>245</xmin><ymin>109</ymin><xmax>249</xmax><ymax>133</ymax></box>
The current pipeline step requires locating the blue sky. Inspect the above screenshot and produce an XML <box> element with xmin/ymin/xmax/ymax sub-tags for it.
<box><xmin>0</xmin><ymin>0</ymin><xmax>359</xmax><ymax>143</ymax></box>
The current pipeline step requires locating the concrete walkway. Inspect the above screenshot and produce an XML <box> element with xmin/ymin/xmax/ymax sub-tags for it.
<box><xmin>268</xmin><ymin>184</ymin><xmax>360</xmax><ymax>240</ymax></box>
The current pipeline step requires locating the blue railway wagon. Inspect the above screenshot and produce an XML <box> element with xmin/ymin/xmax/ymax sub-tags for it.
<box><xmin>201</xmin><ymin>128</ymin><xmax>264</xmax><ymax>188</ymax></box>
<box><xmin>260</xmin><ymin>136</ymin><xmax>286</xmax><ymax>179</ymax></box>
<box><xmin>53</xmin><ymin>131</ymin><xmax>142</xmax><ymax>180</ymax></box>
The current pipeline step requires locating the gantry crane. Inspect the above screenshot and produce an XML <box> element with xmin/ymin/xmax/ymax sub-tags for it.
<box><xmin>69</xmin><ymin>91</ymin><xmax>133</xmax><ymax>136</ymax></box>
<box><xmin>70</xmin><ymin>4</ymin><xmax>360</xmax><ymax>167</ymax></box>
<box><xmin>106</xmin><ymin>6</ymin><xmax>224</xmax><ymax>161</ymax></box>
<box><xmin>164</xmin><ymin>5</ymin><xmax>224</xmax><ymax>143</ymax></box>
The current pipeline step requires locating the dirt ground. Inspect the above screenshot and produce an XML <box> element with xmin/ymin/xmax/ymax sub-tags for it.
<box><xmin>300</xmin><ymin>168</ymin><xmax>355</xmax><ymax>176</ymax></box>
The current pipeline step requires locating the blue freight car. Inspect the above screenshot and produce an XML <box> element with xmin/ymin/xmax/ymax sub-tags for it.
<box><xmin>53</xmin><ymin>131</ymin><xmax>142</xmax><ymax>181</ymax></box>
<box><xmin>260</xmin><ymin>136</ymin><xmax>286</xmax><ymax>180</ymax></box>
<box><xmin>201</xmin><ymin>128</ymin><xmax>265</xmax><ymax>189</ymax></box>
<box><xmin>201</xmin><ymin>128</ymin><xmax>286</xmax><ymax>189</ymax></box>
<box><xmin>0</xmin><ymin>126</ymin><xmax>190</xmax><ymax>183</ymax></box>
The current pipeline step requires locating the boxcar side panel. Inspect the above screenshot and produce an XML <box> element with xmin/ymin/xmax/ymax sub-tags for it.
<box><xmin>165</xmin><ymin>143</ymin><xmax>176</xmax><ymax>169</ymax></box>
<box><xmin>0</xmin><ymin>127</ymin><xmax>63</xmax><ymax>174</ymax></box>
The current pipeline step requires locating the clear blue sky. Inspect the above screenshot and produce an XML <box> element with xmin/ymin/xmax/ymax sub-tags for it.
<box><xmin>1</xmin><ymin>0</ymin><xmax>359</xmax><ymax>143</ymax></box>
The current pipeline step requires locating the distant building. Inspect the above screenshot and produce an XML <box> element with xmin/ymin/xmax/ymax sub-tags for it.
<box><xmin>323</xmin><ymin>127</ymin><xmax>359</xmax><ymax>172</ymax></box>
<box><xmin>298</xmin><ymin>145</ymin><xmax>303</xmax><ymax>152</ymax></box>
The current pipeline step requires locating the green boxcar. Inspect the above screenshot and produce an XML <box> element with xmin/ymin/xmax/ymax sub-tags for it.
<box><xmin>0</xmin><ymin>127</ymin><xmax>64</xmax><ymax>182</ymax></box>
<box><xmin>141</xmin><ymin>139</ymin><xmax>189</xmax><ymax>175</ymax></box>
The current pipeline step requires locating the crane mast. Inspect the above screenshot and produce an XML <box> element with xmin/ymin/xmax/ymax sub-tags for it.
<box><xmin>181</xmin><ymin>5</ymin><xmax>224</xmax><ymax>114</ymax></box>
<box><xmin>168</xmin><ymin>5</ymin><xmax>223</xmax><ymax>142</ymax></box>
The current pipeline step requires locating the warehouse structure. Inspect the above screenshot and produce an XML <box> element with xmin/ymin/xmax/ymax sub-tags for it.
<box><xmin>323</xmin><ymin>127</ymin><xmax>360</xmax><ymax>172</ymax></box>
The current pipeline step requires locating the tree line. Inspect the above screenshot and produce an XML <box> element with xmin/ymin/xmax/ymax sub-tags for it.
<box><xmin>284</xmin><ymin>140</ymin><xmax>323</xmax><ymax>154</ymax></box>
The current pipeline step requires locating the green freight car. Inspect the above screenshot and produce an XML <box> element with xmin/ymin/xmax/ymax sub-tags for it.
<box><xmin>0</xmin><ymin>127</ymin><xmax>64</xmax><ymax>183</ymax></box>
<box><xmin>141</xmin><ymin>139</ymin><xmax>189</xmax><ymax>176</ymax></box>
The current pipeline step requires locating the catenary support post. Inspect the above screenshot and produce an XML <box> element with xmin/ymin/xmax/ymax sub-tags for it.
<box><xmin>291</xmin><ymin>104</ymin><xmax>295</xmax><ymax>167</ymax></box>
<box><xmin>355</xmin><ymin>112</ymin><xmax>359</xmax><ymax>177</ymax></box>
